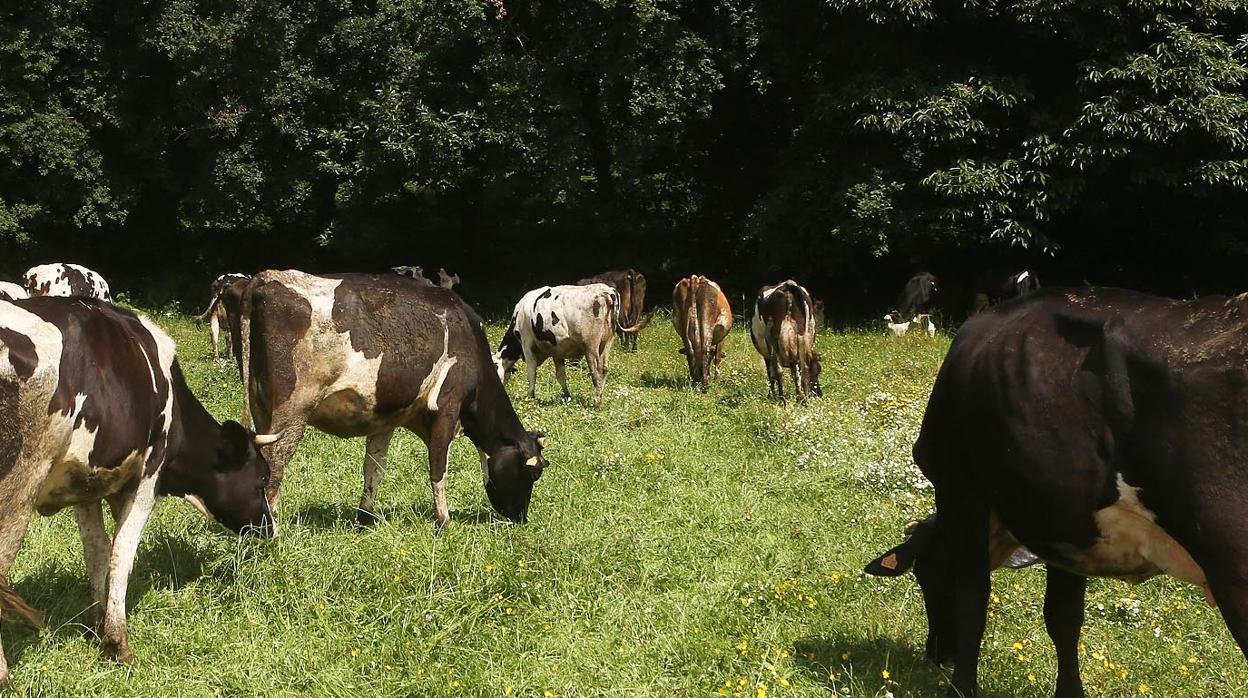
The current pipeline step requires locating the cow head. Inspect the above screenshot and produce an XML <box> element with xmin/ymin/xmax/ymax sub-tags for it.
<box><xmin>493</xmin><ymin>319</ymin><xmax>523</xmax><ymax>383</ymax></box>
<box><xmin>194</xmin><ymin>421</ymin><xmax>281</xmax><ymax>537</ymax></box>
<box><xmin>809</xmin><ymin>352</ymin><xmax>823</xmax><ymax>398</ymax></box>
<box><xmin>864</xmin><ymin>516</ymin><xmax>956</xmax><ymax>665</ymax></box>
<box><xmin>483</xmin><ymin>431</ymin><xmax>548</xmax><ymax>523</ymax></box>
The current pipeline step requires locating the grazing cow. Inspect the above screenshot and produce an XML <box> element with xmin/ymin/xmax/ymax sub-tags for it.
<box><xmin>577</xmin><ymin>269</ymin><xmax>650</xmax><ymax>351</ymax></box>
<box><xmin>672</xmin><ymin>275</ymin><xmax>732</xmax><ymax>388</ymax></box>
<box><xmin>970</xmin><ymin>268</ymin><xmax>1040</xmax><ymax>314</ymax></box>
<box><xmin>865</xmin><ymin>287</ymin><xmax>1248</xmax><ymax>697</ymax></box>
<box><xmin>749</xmin><ymin>280</ymin><xmax>822</xmax><ymax>399</ymax></box>
<box><xmin>22</xmin><ymin>263</ymin><xmax>112</xmax><ymax>301</ymax></box>
<box><xmin>241</xmin><ymin>270</ymin><xmax>548</xmax><ymax>529</ymax></box>
<box><xmin>495</xmin><ymin>284</ymin><xmax>648</xmax><ymax>407</ymax></box>
<box><xmin>883</xmin><ymin>312</ymin><xmax>937</xmax><ymax>337</ymax></box>
<box><xmin>437</xmin><ymin>268</ymin><xmax>461</xmax><ymax>290</ymax></box>
<box><xmin>812</xmin><ymin>299</ymin><xmax>826</xmax><ymax>333</ymax></box>
<box><xmin>0</xmin><ymin>282</ymin><xmax>27</xmax><ymax>302</ymax></box>
<box><xmin>0</xmin><ymin>297</ymin><xmax>277</xmax><ymax>680</ymax></box>
<box><xmin>392</xmin><ymin>265</ymin><xmax>434</xmax><ymax>286</ymax></box>
<box><xmin>193</xmin><ymin>273</ymin><xmax>251</xmax><ymax>360</ymax></box>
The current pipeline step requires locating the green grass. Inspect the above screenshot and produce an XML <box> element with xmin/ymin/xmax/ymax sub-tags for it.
<box><xmin>4</xmin><ymin>307</ymin><xmax>1245</xmax><ymax>696</ymax></box>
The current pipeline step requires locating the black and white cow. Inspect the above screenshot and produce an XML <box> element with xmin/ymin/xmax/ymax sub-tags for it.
<box><xmin>885</xmin><ymin>272</ymin><xmax>940</xmax><ymax>336</ymax></box>
<box><xmin>241</xmin><ymin>270</ymin><xmax>548</xmax><ymax>530</ymax></box>
<box><xmin>866</xmin><ymin>287</ymin><xmax>1248</xmax><ymax>697</ymax></box>
<box><xmin>970</xmin><ymin>268</ymin><xmax>1040</xmax><ymax>314</ymax></box>
<box><xmin>392</xmin><ymin>265</ymin><xmax>434</xmax><ymax>286</ymax></box>
<box><xmin>495</xmin><ymin>284</ymin><xmax>647</xmax><ymax>407</ymax></box>
<box><xmin>0</xmin><ymin>282</ymin><xmax>27</xmax><ymax>302</ymax></box>
<box><xmin>0</xmin><ymin>297</ymin><xmax>278</xmax><ymax>681</ymax></box>
<box><xmin>193</xmin><ymin>273</ymin><xmax>251</xmax><ymax>360</ymax></box>
<box><xmin>22</xmin><ymin>263</ymin><xmax>112</xmax><ymax>301</ymax></box>
<box><xmin>749</xmin><ymin>280</ymin><xmax>822</xmax><ymax>399</ymax></box>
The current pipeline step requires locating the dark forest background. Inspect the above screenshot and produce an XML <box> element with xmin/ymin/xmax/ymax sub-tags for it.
<box><xmin>2</xmin><ymin>0</ymin><xmax>1247</xmax><ymax>319</ymax></box>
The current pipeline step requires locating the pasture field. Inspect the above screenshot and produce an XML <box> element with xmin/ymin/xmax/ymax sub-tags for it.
<box><xmin>4</xmin><ymin>306</ymin><xmax>1244</xmax><ymax>697</ymax></box>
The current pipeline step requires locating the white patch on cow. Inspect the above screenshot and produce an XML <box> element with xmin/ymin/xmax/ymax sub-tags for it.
<box><xmin>417</xmin><ymin>312</ymin><xmax>458</xmax><ymax>412</ymax></box>
<box><xmin>1060</xmin><ymin>475</ymin><xmax>1210</xmax><ymax>597</ymax></box>
<box><xmin>23</xmin><ymin>263</ymin><xmax>112</xmax><ymax>301</ymax></box>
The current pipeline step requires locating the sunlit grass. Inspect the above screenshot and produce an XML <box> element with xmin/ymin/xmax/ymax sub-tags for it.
<box><xmin>4</xmin><ymin>306</ymin><xmax>1244</xmax><ymax>696</ymax></box>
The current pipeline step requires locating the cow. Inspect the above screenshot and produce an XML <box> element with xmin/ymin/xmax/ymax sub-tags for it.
<box><xmin>392</xmin><ymin>265</ymin><xmax>434</xmax><ymax>286</ymax></box>
<box><xmin>970</xmin><ymin>268</ymin><xmax>1040</xmax><ymax>314</ymax></box>
<box><xmin>437</xmin><ymin>268</ymin><xmax>461</xmax><ymax>290</ymax></box>
<box><xmin>22</xmin><ymin>263</ymin><xmax>112</xmax><ymax>301</ymax></box>
<box><xmin>240</xmin><ymin>270</ymin><xmax>549</xmax><ymax>530</ymax></box>
<box><xmin>672</xmin><ymin>275</ymin><xmax>732</xmax><ymax>388</ymax></box>
<box><xmin>865</xmin><ymin>286</ymin><xmax>1248</xmax><ymax>697</ymax></box>
<box><xmin>883</xmin><ymin>312</ymin><xmax>937</xmax><ymax>337</ymax></box>
<box><xmin>494</xmin><ymin>284</ymin><xmax>648</xmax><ymax>408</ymax></box>
<box><xmin>0</xmin><ymin>297</ymin><xmax>278</xmax><ymax>682</ymax></box>
<box><xmin>0</xmin><ymin>282</ymin><xmax>27</xmax><ymax>302</ymax></box>
<box><xmin>749</xmin><ymin>280</ymin><xmax>822</xmax><ymax>399</ymax></box>
<box><xmin>577</xmin><ymin>269</ymin><xmax>650</xmax><ymax>351</ymax></box>
<box><xmin>193</xmin><ymin>273</ymin><xmax>251</xmax><ymax>360</ymax></box>
<box><xmin>812</xmin><ymin>299</ymin><xmax>826</xmax><ymax>333</ymax></box>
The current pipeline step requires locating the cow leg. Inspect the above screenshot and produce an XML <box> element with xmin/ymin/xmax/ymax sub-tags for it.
<box><xmin>766</xmin><ymin>354</ymin><xmax>782</xmax><ymax>398</ymax></box>
<box><xmin>525</xmin><ymin>354</ymin><xmax>540</xmax><ymax>400</ymax></box>
<box><xmin>428</xmin><ymin>414</ymin><xmax>458</xmax><ymax>531</ymax></box>
<box><xmin>1045</xmin><ymin>566</ymin><xmax>1087</xmax><ymax>698</ymax></box>
<box><xmin>585</xmin><ymin>347</ymin><xmax>606</xmax><ymax>408</ymax></box>
<box><xmin>0</xmin><ymin>499</ymin><xmax>34</xmax><ymax>687</ymax></box>
<box><xmin>259</xmin><ymin>419</ymin><xmax>307</xmax><ymax>531</ymax></box>
<box><xmin>945</xmin><ymin>494</ymin><xmax>991</xmax><ymax>697</ymax></box>
<box><xmin>1207</xmin><ymin>572</ymin><xmax>1248</xmax><ymax>669</ymax></box>
<box><xmin>74</xmin><ymin>502</ymin><xmax>111</xmax><ymax>630</ymax></box>
<box><xmin>553</xmin><ymin>360</ymin><xmax>571</xmax><ymax>400</ymax></box>
<box><xmin>209</xmin><ymin>310</ymin><xmax>221</xmax><ymax>357</ymax></box>
<box><xmin>357</xmin><ymin>430</ymin><xmax>395</xmax><ymax>527</ymax></box>
<box><xmin>99</xmin><ymin>474</ymin><xmax>160</xmax><ymax>663</ymax></box>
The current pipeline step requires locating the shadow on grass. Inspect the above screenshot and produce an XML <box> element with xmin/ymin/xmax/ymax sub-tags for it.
<box><xmin>6</xmin><ymin>531</ymin><xmax>224</xmax><ymax>664</ymax></box>
<box><xmin>639</xmin><ymin>372</ymin><xmax>692</xmax><ymax>391</ymax></box>
<box><xmin>288</xmin><ymin>501</ymin><xmax>505</xmax><ymax>530</ymax></box>
<box><xmin>794</xmin><ymin>633</ymin><xmax>1019</xmax><ymax>698</ymax></box>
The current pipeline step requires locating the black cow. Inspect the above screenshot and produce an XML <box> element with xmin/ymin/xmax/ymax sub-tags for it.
<box><xmin>971</xmin><ymin>268</ymin><xmax>1040</xmax><ymax>314</ymax></box>
<box><xmin>241</xmin><ymin>270</ymin><xmax>548</xmax><ymax>530</ymax></box>
<box><xmin>866</xmin><ymin>287</ymin><xmax>1248</xmax><ymax>697</ymax></box>
<box><xmin>898</xmin><ymin>272</ymin><xmax>940</xmax><ymax>318</ymax></box>
<box><xmin>194</xmin><ymin>273</ymin><xmax>251</xmax><ymax>361</ymax></box>
<box><xmin>0</xmin><ymin>297</ymin><xmax>278</xmax><ymax>682</ymax></box>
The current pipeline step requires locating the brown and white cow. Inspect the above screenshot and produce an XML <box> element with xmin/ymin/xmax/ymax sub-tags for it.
<box><xmin>673</xmin><ymin>275</ymin><xmax>733</xmax><ymax>388</ymax></box>
<box><xmin>494</xmin><ymin>284</ymin><xmax>648</xmax><ymax>407</ymax></box>
<box><xmin>241</xmin><ymin>270</ymin><xmax>548</xmax><ymax>530</ymax></box>
<box><xmin>0</xmin><ymin>282</ymin><xmax>27</xmax><ymax>302</ymax></box>
<box><xmin>0</xmin><ymin>297</ymin><xmax>277</xmax><ymax>682</ymax></box>
<box><xmin>193</xmin><ymin>273</ymin><xmax>251</xmax><ymax>360</ymax></box>
<box><xmin>577</xmin><ymin>269</ymin><xmax>650</xmax><ymax>351</ymax></box>
<box><xmin>749</xmin><ymin>280</ymin><xmax>822</xmax><ymax>399</ymax></box>
<box><xmin>22</xmin><ymin>263</ymin><xmax>112</xmax><ymax>301</ymax></box>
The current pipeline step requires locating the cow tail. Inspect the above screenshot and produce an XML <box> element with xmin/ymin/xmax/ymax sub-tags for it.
<box><xmin>239</xmin><ymin>280</ymin><xmax>255</xmax><ymax>429</ymax></box>
<box><xmin>0</xmin><ymin>584</ymin><xmax>43</xmax><ymax>628</ymax></box>
<box><xmin>193</xmin><ymin>294</ymin><xmax>220</xmax><ymax>324</ymax></box>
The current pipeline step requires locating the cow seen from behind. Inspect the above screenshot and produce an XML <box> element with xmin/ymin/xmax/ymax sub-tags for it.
<box><xmin>749</xmin><ymin>280</ymin><xmax>822</xmax><ymax>399</ymax></box>
<box><xmin>672</xmin><ymin>275</ymin><xmax>733</xmax><ymax>388</ymax></box>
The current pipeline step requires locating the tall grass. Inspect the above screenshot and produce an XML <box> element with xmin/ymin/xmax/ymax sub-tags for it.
<box><xmin>4</xmin><ymin>308</ymin><xmax>1242</xmax><ymax>696</ymax></box>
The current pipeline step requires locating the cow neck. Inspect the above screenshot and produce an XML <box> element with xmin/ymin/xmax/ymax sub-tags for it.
<box><xmin>157</xmin><ymin>364</ymin><xmax>219</xmax><ymax>497</ymax></box>
<box><xmin>461</xmin><ymin>369</ymin><xmax>527</xmax><ymax>453</ymax></box>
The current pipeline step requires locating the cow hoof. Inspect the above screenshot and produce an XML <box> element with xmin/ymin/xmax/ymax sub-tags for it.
<box><xmin>356</xmin><ymin>509</ymin><xmax>380</xmax><ymax>528</ymax></box>
<box><xmin>100</xmin><ymin>636</ymin><xmax>133</xmax><ymax>664</ymax></box>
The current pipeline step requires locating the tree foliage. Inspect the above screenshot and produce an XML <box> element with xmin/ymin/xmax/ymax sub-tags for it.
<box><xmin>1</xmin><ymin>0</ymin><xmax>1246</xmax><ymax>311</ymax></box>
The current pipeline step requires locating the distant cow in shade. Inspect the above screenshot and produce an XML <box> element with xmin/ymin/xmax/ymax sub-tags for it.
<box><xmin>22</xmin><ymin>263</ymin><xmax>112</xmax><ymax>301</ymax></box>
<box><xmin>0</xmin><ymin>282</ymin><xmax>27</xmax><ymax>302</ymax></box>
<box><xmin>750</xmin><ymin>280</ymin><xmax>822</xmax><ymax>399</ymax></box>
<box><xmin>437</xmin><ymin>268</ymin><xmax>461</xmax><ymax>290</ymax></box>
<box><xmin>495</xmin><ymin>284</ymin><xmax>649</xmax><ymax>407</ymax></box>
<box><xmin>672</xmin><ymin>275</ymin><xmax>732</xmax><ymax>388</ymax></box>
<box><xmin>194</xmin><ymin>273</ymin><xmax>251</xmax><ymax>361</ymax></box>
<box><xmin>241</xmin><ymin>270</ymin><xmax>548</xmax><ymax>529</ymax></box>
<box><xmin>392</xmin><ymin>266</ymin><xmax>434</xmax><ymax>286</ymax></box>
<box><xmin>577</xmin><ymin>269</ymin><xmax>651</xmax><ymax>351</ymax></box>
<box><xmin>0</xmin><ymin>297</ymin><xmax>278</xmax><ymax>682</ymax></box>
<box><xmin>971</xmin><ymin>269</ymin><xmax>1040</xmax><ymax>314</ymax></box>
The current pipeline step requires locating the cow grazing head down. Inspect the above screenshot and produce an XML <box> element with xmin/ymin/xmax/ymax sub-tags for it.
<box><xmin>189</xmin><ymin>421</ymin><xmax>282</xmax><ymax>536</ymax></box>
<box><xmin>483</xmin><ymin>432</ymin><xmax>548</xmax><ymax>523</ymax></box>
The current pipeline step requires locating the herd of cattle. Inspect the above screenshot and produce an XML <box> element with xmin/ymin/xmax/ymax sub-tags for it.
<box><xmin>2</xmin><ymin>260</ymin><xmax>1246</xmax><ymax>696</ymax></box>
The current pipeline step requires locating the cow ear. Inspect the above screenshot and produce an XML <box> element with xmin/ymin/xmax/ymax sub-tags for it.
<box><xmin>1003</xmin><ymin>547</ymin><xmax>1040</xmax><ymax>569</ymax></box>
<box><xmin>215</xmin><ymin>420</ymin><xmax>252</xmax><ymax>471</ymax></box>
<box><xmin>864</xmin><ymin>539</ymin><xmax>921</xmax><ymax>577</ymax></box>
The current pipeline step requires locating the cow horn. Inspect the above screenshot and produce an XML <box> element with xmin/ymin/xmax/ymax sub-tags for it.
<box><xmin>902</xmin><ymin>520</ymin><xmax>922</xmax><ymax>536</ymax></box>
<box><xmin>536</xmin><ymin>436</ymin><xmax>548</xmax><ymax>449</ymax></box>
<box><xmin>525</xmin><ymin>456</ymin><xmax>540</xmax><ymax>467</ymax></box>
<box><xmin>254</xmin><ymin>430</ymin><xmax>286</xmax><ymax>446</ymax></box>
